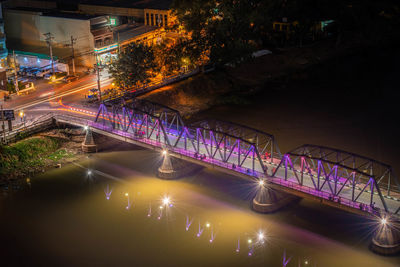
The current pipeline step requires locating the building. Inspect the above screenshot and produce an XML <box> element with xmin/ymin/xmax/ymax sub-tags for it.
<box><xmin>78</xmin><ymin>0</ymin><xmax>173</xmax><ymax>23</ymax></box>
<box><xmin>94</xmin><ymin>23</ymin><xmax>164</xmax><ymax>65</ymax></box>
<box><xmin>3</xmin><ymin>0</ymin><xmax>180</xmax><ymax>69</ymax></box>
<box><xmin>0</xmin><ymin>1</ymin><xmax>8</xmax><ymax>69</ymax></box>
<box><xmin>3</xmin><ymin>7</ymin><xmax>102</xmax><ymax>68</ymax></box>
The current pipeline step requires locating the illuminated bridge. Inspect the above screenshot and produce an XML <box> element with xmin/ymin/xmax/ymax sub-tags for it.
<box><xmin>7</xmin><ymin>97</ymin><xmax>399</xmax><ymax>254</ymax></box>
<box><xmin>52</xmin><ymin>99</ymin><xmax>398</xmax><ymax>219</ymax></box>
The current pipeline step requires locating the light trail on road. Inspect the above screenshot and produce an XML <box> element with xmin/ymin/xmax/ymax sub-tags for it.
<box><xmin>13</xmin><ymin>77</ymin><xmax>113</xmax><ymax>111</ymax></box>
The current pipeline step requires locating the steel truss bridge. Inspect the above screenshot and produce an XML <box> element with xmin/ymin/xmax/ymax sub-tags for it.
<box><xmin>89</xmin><ymin>99</ymin><xmax>400</xmax><ymax>217</ymax></box>
<box><xmin>20</xmin><ymin>98</ymin><xmax>400</xmax><ymax>218</ymax></box>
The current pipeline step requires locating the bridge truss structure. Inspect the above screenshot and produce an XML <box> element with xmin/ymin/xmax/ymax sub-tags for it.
<box><xmin>272</xmin><ymin>145</ymin><xmax>400</xmax><ymax>214</ymax></box>
<box><xmin>92</xmin><ymin>99</ymin><xmax>400</xmax><ymax>217</ymax></box>
<box><xmin>95</xmin><ymin>99</ymin><xmax>280</xmax><ymax>174</ymax></box>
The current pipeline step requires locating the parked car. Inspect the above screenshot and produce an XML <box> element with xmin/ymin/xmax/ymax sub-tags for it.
<box><xmin>44</xmin><ymin>73</ymin><xmax>52</xmax><ymax>80</ymax></box>
<box><xmin>62</xmin><ymin>75</ymin><xmax>78</xmax><ymax>83</ymax></box>
<box><xmin>27</xmin><ymin>68</ymin><xmax>39</xmax><ymax>77</ymax></box>
<box><xmin>35</xmin><ymin>69</ymin><xmax>51</xmax><ymax>78</ymax></box>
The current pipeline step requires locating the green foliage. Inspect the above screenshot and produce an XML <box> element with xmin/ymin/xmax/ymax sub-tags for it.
<box><xmin>7</xmin><ymin>81</ymin><xmax>23</xmax><ymax>94</ymax></box>
<box><xmin>154</xmin><ymin>38</ymin><xmax>203</xmax><ymax>75</ymax></box>
<box><xmin>108</xmin><ymin>43</ymin><xmax>159</xmax><ymax>89</ymax></box>
<box><xmin>48</xmin><ymin>149</ymin><xmax>73</xmax><ymax>162</ymax></box>
<box><xmin>172</xmin><ymin>0</ymin><xmax>269</xmax><ymax>66</ymax></box>
<box><xmin>0</xmin><ymin>137</ymin><xmax>62</xmax><ymax>177</ymax></box>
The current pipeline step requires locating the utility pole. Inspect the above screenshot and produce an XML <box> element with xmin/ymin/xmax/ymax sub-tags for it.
<box><xmin>1</xmin><ymin>105</ymin><xmax>5</xmax><ymax>142</ymax></box>
<box><xmin>95</xmin><ymin>54</ymin><xmax>102</xmax><ymax>101</ymax></box>
<box><xmin>70</xmin><ymin>36</ymin><xmax>76</xmax><ymax>75</ymax></box>
<box><xmin>44</xmin><ymin>32</ymin><xmax>55</xmax><ymax>75</ymax></box>
<box><xmin>12</xmin><ymin>50</ymin><xmax>19</xmax><ymax>94</ymax></box>
<box><xmin>117</xmin><ymin>32</ymin><xmax>121</xmax><ymax>54</ymax></box>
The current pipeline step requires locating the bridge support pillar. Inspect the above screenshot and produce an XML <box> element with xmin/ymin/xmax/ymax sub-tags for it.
<box><xmin>371</xmin><ymin>217</ymin><xmax>400</xmax><ymax>255</ymax></box>
<box><xmin>157</xmin><ymin>150</ymin><xmax>177</xmax><ymax>179</ymax></box>
<box><xmin>157</xmin><ymin>150</ymin><xmax>202</xmax><ymax>179</ymax></box>
<box><xmin>252</xmin><ymin>182</ymin><xmax>299</xmax><ymax>213</ymax></box>
<box><xmin>82</xmin><ymin>127</ymin><xmax>97</xmax><ymax>153</ymax></box>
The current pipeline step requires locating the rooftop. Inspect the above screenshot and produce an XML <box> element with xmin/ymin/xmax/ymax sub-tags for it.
<box><xmin>116</xmin><ymin>24</ymin><xmax>158</xmax><ymax>42</ymax></box>
<box><xmin>6</xmin><ymin>7</ymin><xmax>98</xmax><ymax>20</ymax></box>
<box><xmin>80</xmin><ymin>0</ymin><xmax>172</xmax><ymax>10</ymax></box>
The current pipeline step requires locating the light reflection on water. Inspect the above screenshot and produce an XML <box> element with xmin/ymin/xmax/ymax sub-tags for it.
<box><xmin>0</xmin><ymin>150</ymin><xmax>398</xmax><ymax>267</ymax></box>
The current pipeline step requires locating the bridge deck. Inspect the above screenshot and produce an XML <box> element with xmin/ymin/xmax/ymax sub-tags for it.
<box><xmin>53</xmin><ymin>113</ymin><xmax>400</xmax><ymax>218</ymax></box>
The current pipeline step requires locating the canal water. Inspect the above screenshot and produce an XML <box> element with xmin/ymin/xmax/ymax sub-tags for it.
<box><xmin>0</xmin><ymin>146</ymin><xmax>398</xmax><ymax>266</ymax></box>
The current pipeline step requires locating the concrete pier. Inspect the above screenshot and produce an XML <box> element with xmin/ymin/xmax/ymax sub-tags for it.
<box><xmin>252</xmin><ymin>182</ymin><xmax>299</xmax><ymax>213</ymax></box>
<box><xmin>157</xmin><ymin>150</ymin><xmax>176</xmax><ymax>179</ymax></box>
<box><xmin>371</xmin><ymin>217</ymin><xmax>400</xmax><ymax>255</ymax></box>
<box><xmin>157</xmin><ymin>150</ymin><xmax>202</xmax><ymax>179</ymax></box>
<box><xmin>82</xmin><ymin>127</ymin><xmax>98</xmax><ymax>153</ymax></box>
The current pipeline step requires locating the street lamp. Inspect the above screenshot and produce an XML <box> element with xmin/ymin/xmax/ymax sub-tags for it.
<box><xmin>19</xmin><ymin>110</ymin><xmax>26</xmax><ymax>128</ymax></box>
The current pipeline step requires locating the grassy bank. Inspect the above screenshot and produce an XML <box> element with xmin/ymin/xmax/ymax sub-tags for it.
<box><xmin>0</xmin><ymin>136</ymin><xmax>74</xmax><ymax>180</ymax></box>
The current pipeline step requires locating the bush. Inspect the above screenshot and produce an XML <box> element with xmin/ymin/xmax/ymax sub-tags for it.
<box><xmin>0</xmin><ymin>137</ymin><xmax>61</xmax><ymax>177</ymax></box>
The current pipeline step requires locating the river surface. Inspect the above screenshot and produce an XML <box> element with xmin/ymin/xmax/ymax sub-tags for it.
<box><xmin>0</xmin><ymin>146</ymin><xmax>398</xmax><ymax>266</ymax></box>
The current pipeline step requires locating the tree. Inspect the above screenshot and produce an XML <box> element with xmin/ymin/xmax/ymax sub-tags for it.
<box><xmin>171</xmin><ymin>0</ymin><xmax>279</xmax><ymax>66</ymax></box>
<box><xmin>108</xmin><ymin>43</ymin><xmax>159</xmax><ymax>89</ymax></box>
<box><xmin>154</xmin><ymin>38</ymin><xmax>207</xmax><ymax>76</ymax></box>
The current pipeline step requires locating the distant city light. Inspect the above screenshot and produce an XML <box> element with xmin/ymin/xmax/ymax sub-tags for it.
<box><xmin>305</xmin><ymin>260</ymin><xmax>309</xmax><ymax>265</ymax></box>
<box><xmin>162</xmin><ymin>150</ymin><xmax>167</xmax><ymax>156</ymax></box>
<box><xmin>125</xmin><ymin>192</ymin><xmax>129</xmax><ymax>197</ymax></box>
<box><xmin>84</xmin><ymin>125</ymin><xmax>89</xmax><ymax>131</ymax></box>
<box><xmin>247</xmin><ymin>239</ymin><xmax>252</xmax><ymax>244</ymax></box>
<box><xmin>87</xmin><ymin>170</ymin><xmax>92</xmax><ymax>175</ymax></box>
<box><xmin>258</xmin><ymin>179</ymin><xmax>264</xmax><ymax>186</ymax></box>
<box><xmin>206</xmin><ymin>222</ymin><xmax>210</xmax><ymax>228</ymax></box>
<box><xmin>381</xmin><ymin>218</ymin><xmax>387</xmax><ymax>225</ymax></box>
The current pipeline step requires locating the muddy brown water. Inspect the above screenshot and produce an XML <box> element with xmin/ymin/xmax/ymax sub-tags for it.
<box><xmin>0</xmin><ymin>147</ymin><xmax>398</xmax><ymax>266</ymax></box>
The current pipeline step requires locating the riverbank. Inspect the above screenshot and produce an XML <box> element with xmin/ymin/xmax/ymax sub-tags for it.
<box><xmin>0</xmin><ymin>128</ymin><xmax>86</xmax><ymax>184</ymax></box>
